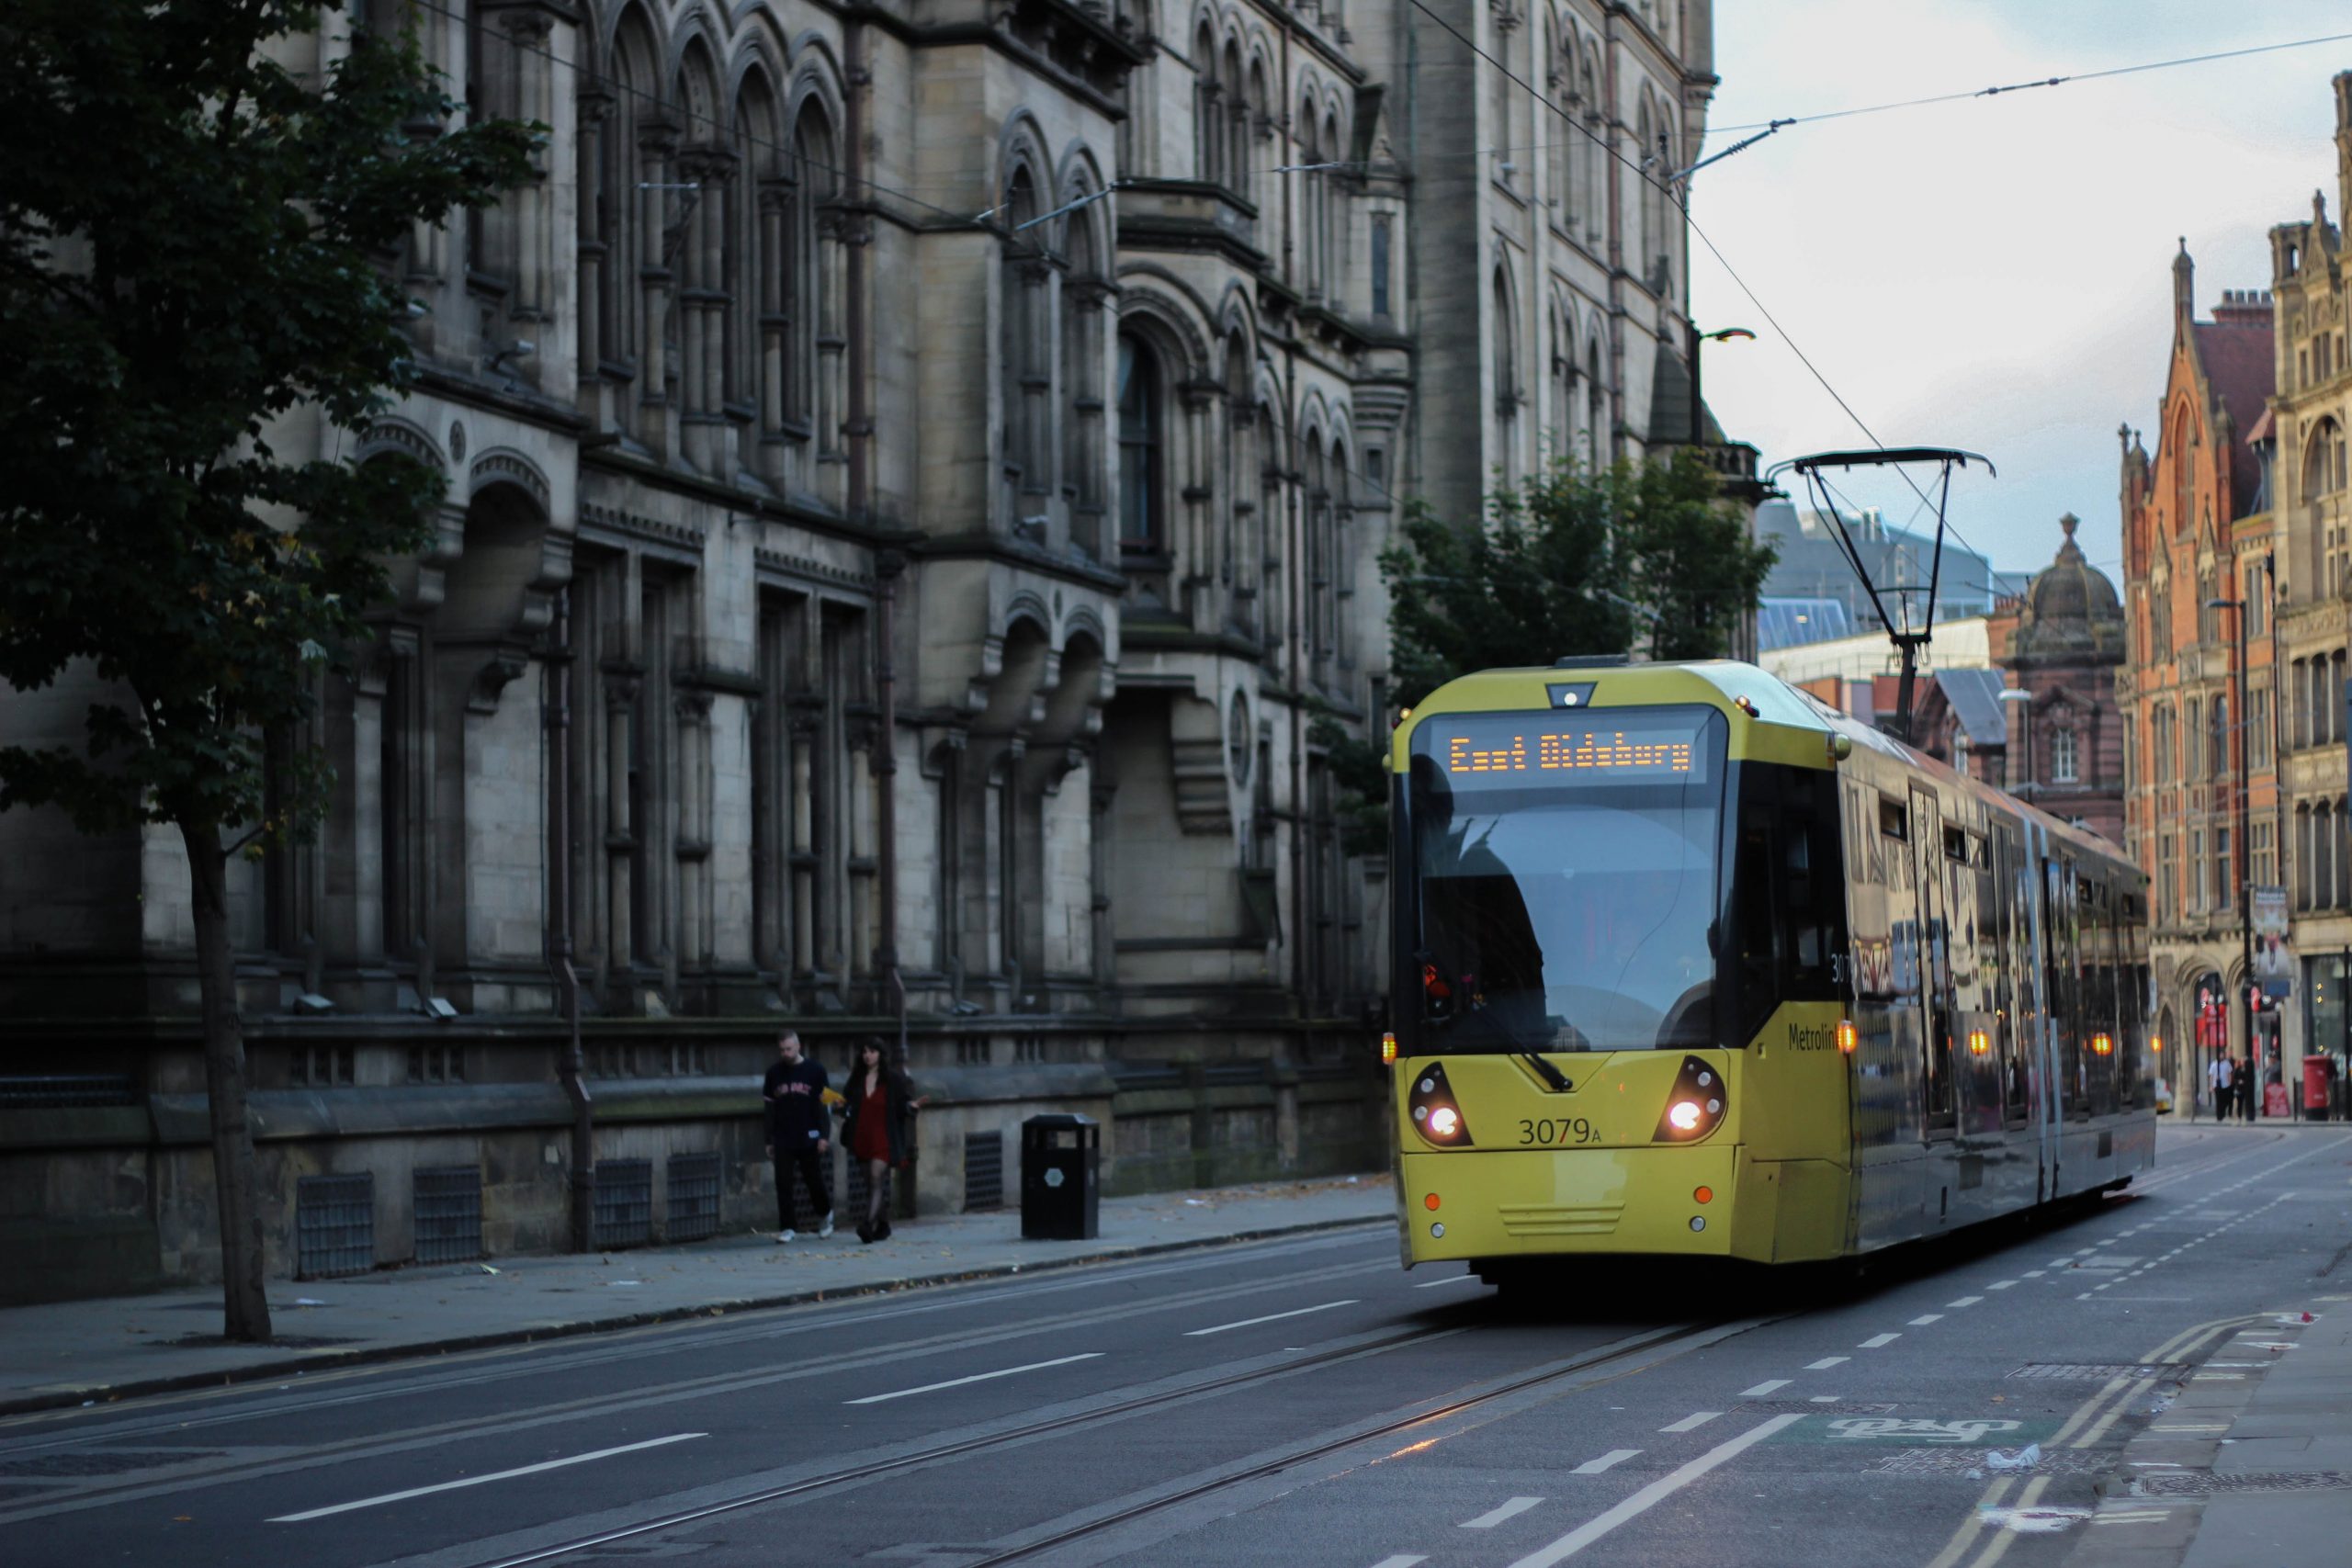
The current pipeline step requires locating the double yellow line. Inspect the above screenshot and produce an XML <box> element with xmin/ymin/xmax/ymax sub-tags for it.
<box><xmin>1920</xmin><ymin>1312</ymin><xmax>2264</xmax><ymax>1568</ymax></box>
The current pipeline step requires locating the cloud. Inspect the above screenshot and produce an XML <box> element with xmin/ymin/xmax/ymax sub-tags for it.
<box><xmin>1692</xmin><ymin>1</ymin><xmax>2343</xmax><ymax>578</ymax></box>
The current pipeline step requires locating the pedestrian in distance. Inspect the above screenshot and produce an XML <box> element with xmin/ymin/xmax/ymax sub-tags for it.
<box><xmin>841</xmin><ymin>1036</ymin><xmax>927</xmax><ymax>1243</ymax></box>
<box><xmin>2211</xmin><ymin>1053</ymin><xmax>2232</xmax><ymax>1122</ymax></box>
<box><xmin>763</xmin><ymin>1030</ymin><xmax>833</xmax><ymax>1242</ymax></box>
<box><xmin>2238</xmin><ymin>1055</ymin><xmax>2257</xmax><ymax>1121</ymax></box>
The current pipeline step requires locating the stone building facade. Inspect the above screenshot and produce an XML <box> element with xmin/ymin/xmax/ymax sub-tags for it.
<box><xmin>0</xmin><ymin>0</ymin><xmax>1736</xmax><ymax>1299</ymax></box>
<box><xmin>1997</xmin><ymin>516</ymin><xmax>2127</xmax><ymax>849</ymax></box>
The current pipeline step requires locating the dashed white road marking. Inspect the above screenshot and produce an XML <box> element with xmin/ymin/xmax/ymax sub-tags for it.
<box><xmin>2023</xmin><ymin>1270</ymin><xmax>2046</xmax><ymax>1279</ymax></box>
<box><xmin>1986</xmin><ymin>1280</ymin><xmax>2018</xmax><ymax>1292</ymax></box>
<box><xmin>846</xmin><ymin>1353</ymin><xmax>1104</xmax><ymax>1404</ymax></box>
<box><xmin>1506</xmin><ymin>1416</ymin><xmax>1803</xmax><ymax>1567</ymax></box>
<box><xmin>1414</xmin><ymin>1274</ymin><xmax>1483</xmax><ymax>1290</ymax></box>
<box><xmin>1367</xmin><ymin>1556</ymin><xmax>1428</xmax><ymax>1568</ymax></box>
<box><xmin>1948</xmin><ymin>1295</ymin><xmax>1984</xmax><ymax>1308</ymax></box>
<box><xmin>1461</xmin><ymin>1497</ymin><xmax>1545</xmax><ymax>1529</ymax></box>
<box><xmin>268</xmin><ymin>1433</ymin><xmax>707</xmax><ymax>1521</ymax></box>
<box><xmin>1806</xmin><ymin>1357</ymin><xmax>1849</xmax><ymax>1370</ymax></box>
<box><xmin>1659</xmin><ymin>1410</ymin><xmax>1722</xmax><ymax>1432</ymax></box>
<box><xmin>1571</xmin><ymin>1450</ymin><xmax>1641</xmax><ymax>1474</ymax></box>
<box><xmin>1738</xmin><ymin>1379</ymin><xmax>1791</xmax><ymax>1397</ymax></box>
<box><xmin>1909</xmin><ymin>1314</ymin><xmax>1945</xmax><ymax>1325</ymax></box>
<box><xmin>1858</xmin><ymin>1333</ymin><xmax>1900</xmax><ymax>1348</ymax></box>
<box><xmin>1184</xmin><ymin>1300</ymin><xmax>1359</xmax><ymax>1337</ymax></box>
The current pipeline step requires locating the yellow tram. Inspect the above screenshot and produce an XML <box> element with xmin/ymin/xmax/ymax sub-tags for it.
<box><xmin>1389</xmin><ymin>657</ymin><xmax>2153</xmax><ymax>1277</ymax></box>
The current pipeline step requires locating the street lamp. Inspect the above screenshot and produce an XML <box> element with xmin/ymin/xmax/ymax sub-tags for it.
<box><xmin>1998</xmin><ymin>684</ymin><xmax>2033</xmax><ymax>800</ymax></box>
<box><xmin>2207</xmin><ymin>596</ymin><xmax>2255</xmax><ymax>1121</ymax></box>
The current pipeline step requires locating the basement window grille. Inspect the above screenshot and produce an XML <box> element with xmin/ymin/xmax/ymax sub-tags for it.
<box><xmin>296</xmin><ymin>1172</ymin><xmax>376</xmax><ymax>1279</ymax></box>
<box><xmin>594</xmin><ymin>1159</ymin><xmax>653</xmax><ymax>1248</ymax></box>
<box><xmin>666</xmin><ymin>1152</ymin><xmax>720</xmax><ymax>1242</ymax></box>
<box><xmin>963</xmin><ymin>1131</ymin><xmax>1005</xmax><ymax>1211</ymax></box>
<box><xmin>413</xmin><ymin>1165</ymin><xmax>483</xmax><ymax>1264</ymax></box>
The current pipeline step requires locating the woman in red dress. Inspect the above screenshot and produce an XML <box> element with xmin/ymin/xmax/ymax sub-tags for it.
<box><xmin>840</xmin><ymin>1037</ymin><xmax>925</xmax><ymax>1242</ymax></box>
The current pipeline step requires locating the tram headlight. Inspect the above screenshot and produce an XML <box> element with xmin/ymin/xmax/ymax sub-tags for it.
<box><xmin>1653</xmin><ymin>1055</ymin><xmax>1727</xmax><ymax>1144</ymax></box>
<box><xmin>1408</xmin><ymin>1061</ymin><xmax>1475</xmax><ymax>1147</ymax></box>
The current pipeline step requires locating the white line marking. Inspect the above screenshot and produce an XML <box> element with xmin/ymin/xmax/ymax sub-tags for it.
<box><xmin>1506</xmin><ymin>1415</ymin><xmax>1803</xmax><ymax>1566</ymax></box>
<box><xmin>1415</xmin><ymin>1274</ymin><xmax>1483</xmax><ymax>1289</ymax></box>
<box><xmin>1739</xmin><ymin>1379</ymin><xmax>1791</xmax><ymax>1396</ymax></box>
<box><xmin>268</xmin><ymin>1433</ymin><xmax>706</xmax><ymax>1521</ymax></box>
<box><xmin>1183</xmin><ymin>1300</ymin><xmax>1359</xmax><ymax>1337</ymax></box>
<box><xmin>1806</xmin><ymin>1356</ymin><xmax>1849</xmax><ymax>1370</ymax></box>
<box><xmin>1986</xmin><ymin>1280</ymin><xmax>2018</xmax><ymax>1291</ymax></box>
<box><xmin>1367</xmin><ymin>1557</ymin><xmax>1428</xmax><ymax>1568</ymax></box>
<box><xmin>1859</xmin><ymin>1333</ymin><xmax>1900</xmax><ymax>1348</ymax></box>
<box><xmin>1571</xmin><ymin>1450</ymin><xmax>1641</xmax><ymax>1474</ymax></box>
<box><xmin>846</xmin><ymin>1353</ymin><xmax>1103</xmax><ymax>1404</ymax></box>
<box><xmin>2023</xmin><ymin>1270</ymin><xmax>2046</xmax><ymax>1279</ymax></box>
<box><xmin>1909</xmin><ymin>1314</ymin><xmax>1944</xmax><ymax>1325</ymax></box>
<box><xmin>1462</xmin><ymin>1496</ymin><xmax>1546</xmax><ymax>1529</ymax></box>
<box><xmin>1948</xmin><ymin>1295</ymin><xmax>1984</xmax><ymax>1307</ymax></box>
<box><xmin>1659</xmin><ymin>1410</ymin><xmax>1722</xmax><ymax>1432</ymax></box>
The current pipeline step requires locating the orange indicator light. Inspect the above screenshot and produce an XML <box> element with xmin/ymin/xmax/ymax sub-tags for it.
<box><xmin>1968</xmin><ymin>1030</ymin><xmax>1991</xmax><ymax>1056</ymax></box>
<box><xmin>1424</xmin><ymin>1193</ymin><xmax>1442</xmax><ymax>1212</ymax></box>
<box><xmin>1836</xmin><ymin>1020</ymin><xmax>1858</xmax><ymax>1054</ymax></box>
<box><xmin>2091</xmin><ymin>1032</ymin><xmax>2114</xmax><ymax>1056</ymax></box>
<box><xmin>1693</xmin><ymin>1186</ymin><xmax>1713</xmax><ymax>1205</ymax></box>
<box><xmin>1381</xmin><ymin>1032</ymin><xmax>1397</xmax><ymax>1065</ymax></box>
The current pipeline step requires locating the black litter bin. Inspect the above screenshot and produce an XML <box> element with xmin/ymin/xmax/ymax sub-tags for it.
<box><xmin>1021</xmin><ymin>1113</ymin><xmax>1100</xmax><ymax>1240</ymax></box>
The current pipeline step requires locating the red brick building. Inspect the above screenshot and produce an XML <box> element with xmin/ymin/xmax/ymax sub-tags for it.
<box><xmin>1998</xmin><ymin>515</ymin><xmax>2128</xmax><ymax>847</ymax></box>
<box><xmin>2116</xmin><ymin>245</ymin><xmax>2278</xmax><ymax>1103</ymax></box>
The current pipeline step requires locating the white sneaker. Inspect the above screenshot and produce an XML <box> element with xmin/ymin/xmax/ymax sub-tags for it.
<box><xmin>818</xmin><ymin>1213</ymin><xmax>835</xmax><ymax>1239</ymax></box>
<box><xmin>775</xmin><ymin>1229</ymin><xmax>795</xmax><ymax>1244</ymax></box>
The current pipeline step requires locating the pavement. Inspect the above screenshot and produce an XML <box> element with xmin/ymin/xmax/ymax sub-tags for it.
<box><xmin>2064</xmin><ymin>1284</ymin><xmax>2352</xmax><ymax>1568</ymax></box>
<box><xmin>0</xmin><ymin>1172</ymin><xmax>1393</xmax><ymax>1416</ymax></box>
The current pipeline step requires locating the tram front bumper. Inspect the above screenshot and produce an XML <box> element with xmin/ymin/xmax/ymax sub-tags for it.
<box><xmin>1399</xmin><ymin>1145</ymin><xmax>1748</xmax><ymax>1264</ymax></box>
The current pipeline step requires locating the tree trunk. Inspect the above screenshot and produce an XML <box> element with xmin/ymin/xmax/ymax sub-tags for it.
<box><xmin>182</xmin><ymin>818</ymin><xmax>273</xmax><ymax>1343</ymax></box>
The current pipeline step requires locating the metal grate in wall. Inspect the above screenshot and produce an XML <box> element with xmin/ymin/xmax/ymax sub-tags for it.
<box><xmin>593</xmin><ymin>1159</ymin><xmax>653</xmax><ymax>1249</ymax></box>
<box><xmin>413</xmin><ymin>1165</ymin><xmax>484</xmax><ymax>1264</ymax></box>
<box><xmin>963</xmin><ymin>1131</ymin><xmax>1005</xmax><ymax>1211</ymax></box>
<box><xmin>296</xmin><ymin>1172</ymin><xmax>376</xmax><ymax>1279</ymax></box>
<box><xmin>0</xmin><ymin>1074</ymin><xmax>137</xmax><ymax>1109</ymax></box>
<box><xmin>666</xmin><ymin>1153</ymin><xmax>720</xmax><ymax>1242</ymax></box>
<box><xmin>843</xmin><ymin>1156</ymin><xmax>874</xmax><ymax>1227</ymax></box>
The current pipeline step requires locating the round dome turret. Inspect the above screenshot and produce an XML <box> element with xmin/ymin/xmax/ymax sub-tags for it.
<box><xmin>2011</xmin><ymin>513</ymin><xmax>2124</xmax><ymax>661</ymax></box>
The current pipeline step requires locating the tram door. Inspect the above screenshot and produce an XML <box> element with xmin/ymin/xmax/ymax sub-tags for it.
<box><xmin>1910</xmin><ymin>785</ymin><xmax>1958</xmax><ymax>1136</ymax></box>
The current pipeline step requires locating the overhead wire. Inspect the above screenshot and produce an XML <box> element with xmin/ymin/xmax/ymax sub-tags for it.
<box><xmin>1713</xmin><ymin>28</ymin><xmax>2352</xmax><ymax>134</ymax></box>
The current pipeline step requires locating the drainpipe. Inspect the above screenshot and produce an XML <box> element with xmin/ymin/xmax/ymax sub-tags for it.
<box><xmin>845</xmin><ymin>17</ymin><xmax>905</xmax><ymax>1067</ymax></box>
<box><xmin>549</xmin><ymin>587</ymin><xmax>594</xmax><ymax>1252</ymax></box>
<box><xmin>1602</xmin><ymin>10</ymin><xmax>1624</xmax><ymax>457</ymax></box>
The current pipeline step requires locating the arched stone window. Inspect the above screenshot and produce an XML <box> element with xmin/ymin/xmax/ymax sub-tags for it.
<box><xmin>1493</xmin><ymin>264</ymin><xmax>1520</xmax><ymax>481</ymax></box>
<box><xmin>1001</xmin><ymin>161</ymin><xmax>1054</xmax><ymax>523</ymax></box>
<box><xmin>1578</xmin><ymin>50</ymin><xmax>1602</xmax><ymax>243</ymax></box>
<box><xmin>1306</xmin><ymin>434</ymin><xmax>1332</xmax><ymax>677</ymax></box>
<box><xmin>1193</xmin><ymin>23</ymin><xmax>1222</xmax><ymax>185</ymax></box>
<box><xmin>1548</xmin><ymin>301</ymin><xmax>1571</xmax><ymax>461</ymax></box>
<box><xmin>583</xmin><ymin>8</ymin><xmax>663</xmax><ymax>438</ymax></box>
<box><xmin>1116</xmin><ymin>331</ymin><xmax>1162</xmax><ymax>554</ymax></box>
<box><xmin>1223</xmin><ymin>41</ymin><xmax>1250</xmax><ymax>200</ymax></box>
<box><xmin>1319</xmin><ymin>107</ymin><xmax>1342</xmax><ymax>289</ymax></box>
<box><xmin>1063</xmin><ymin>187</ymin><xmax>1112</xmax><ymax>557</ymax></box>
<box><xmin>1584</xmin><ymin>334</ymin><xmax>1604</xmax><ymax>468</ymax></box>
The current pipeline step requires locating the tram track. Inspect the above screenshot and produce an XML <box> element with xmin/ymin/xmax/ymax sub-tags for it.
<box><xmin>453</xmin><ymin>1315</ymin><xmax>1752</xmax><ymax>1568</ymax></box>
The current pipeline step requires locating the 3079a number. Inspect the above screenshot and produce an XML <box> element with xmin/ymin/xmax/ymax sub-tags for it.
<box><xmin>1518</xmin><ymin>1117</ymin><xmax>1600</xmax><ymax>1146</ymax></box>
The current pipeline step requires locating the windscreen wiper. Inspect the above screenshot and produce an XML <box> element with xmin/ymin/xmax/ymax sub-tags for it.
<box><xmin>1519</xmin><ymin>1052</ymin><xmax>1573</xmax><ymax>1093</ymax></box>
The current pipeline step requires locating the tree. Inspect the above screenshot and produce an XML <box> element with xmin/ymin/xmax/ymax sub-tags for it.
<box><xmin>0</xmin><ymin>2</ymin><xmax>536</xmax><ymax>1340</ymax></box>
<box><xmin>1315</xmin><ymin>449</ymin><xmax>1776</xmax><ymax>855</ymax></box>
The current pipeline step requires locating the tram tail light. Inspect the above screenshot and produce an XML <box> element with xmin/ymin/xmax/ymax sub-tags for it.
<box><xmin>1968</xmin><ymin>1030</ymin><xmax>1991</xmax><ymax>1056</ymax></box>
<box><xmin>1408</xmin><ymin>1061</ymin><xmax>1475</xmax><ymax>1147</ymax></box>
<box><xmin>1381</xmin><ymin>1032</ymin><xmax>1397</xmax><ymax>1065</ymax></box>
<box><xmin>2092</xmin><ymin>1032</ymin><xmax>2114</xmax><ymax>1056</ymax></box>
<box><xmin>1653</xmin><ymin>1055</ymin><xmax>1727</xmax><ymax>1144</ymax></box>
<box><xmin>1837</xmin><ymin>1020</ymin><xmax>1858</xmax><ymax>1055</ymax></box>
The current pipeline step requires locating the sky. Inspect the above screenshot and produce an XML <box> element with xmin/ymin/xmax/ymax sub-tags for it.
<box><xmin>1690</xmin><ymin>2</ymin><xmax>2349</xmax><ymax>587</ymax></box>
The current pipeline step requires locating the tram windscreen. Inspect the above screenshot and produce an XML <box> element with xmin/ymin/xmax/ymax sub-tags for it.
<box><xmin>1406</xmin><ymin>706</ymin><xmax>1726</xmax><ymax>1053</ymax></box>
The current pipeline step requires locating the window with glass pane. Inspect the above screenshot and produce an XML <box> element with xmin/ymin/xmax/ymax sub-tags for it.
<box><xmin>1116</xmin><ymin>333</ymin><xmax>1159</xmax><ymax>550</ymax></box>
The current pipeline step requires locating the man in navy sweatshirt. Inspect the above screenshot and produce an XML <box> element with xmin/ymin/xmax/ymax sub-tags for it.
<box><xmin>763</xmin><ymin>1031</ymin><xmax>833</xmax><ymax>1241</ymax></box>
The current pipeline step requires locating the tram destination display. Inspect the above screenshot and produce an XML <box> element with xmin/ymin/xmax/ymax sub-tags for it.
<box><xmin>1422</xmin><ymin>706</ymin><xmax>1718</xmax><ymax>788</ymax></box>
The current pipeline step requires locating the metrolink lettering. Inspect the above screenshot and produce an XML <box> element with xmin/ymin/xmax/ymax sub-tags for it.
<box><xmin>1446</xmin><ymin>733</ymin><xmax>1694</xmax><ymax>774</ymax></box>
<box><xmin>1788</xmin><ymin>1021</ymin><xmax>1838</xmax><ymax>1053</ymax></box>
